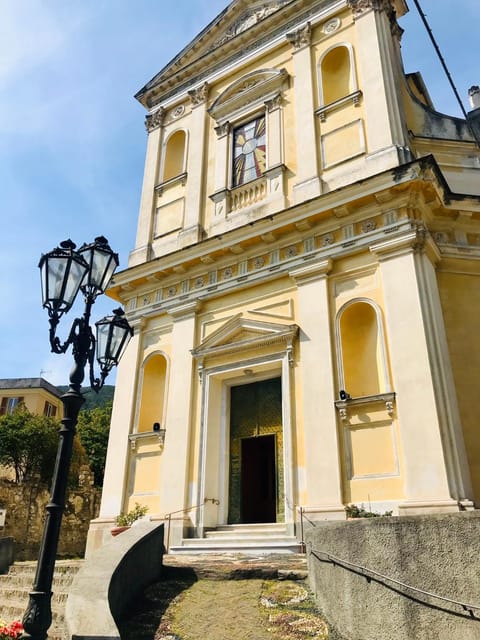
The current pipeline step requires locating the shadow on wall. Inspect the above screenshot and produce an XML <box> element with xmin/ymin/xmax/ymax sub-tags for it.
<box><xmin>306</xmin><ymin>512</ymin><xmax>480</xmax><ymax>640</ymax></box>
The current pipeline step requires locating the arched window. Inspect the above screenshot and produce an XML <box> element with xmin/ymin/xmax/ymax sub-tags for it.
<box><xmin>162</xmin><ymin>130</ymin><xmax>187</xmax><ymax>182</ymax></box>
<box><xmin>137</xmin><ymin>353</ymin><xmax>168</xmax><ymax>433</ymax></box>
<box><xmin>319</xmin><ymin>44</ymin><xmax>356</xmax><ymax>106</ymax></box>
<box><xmin>336</xmin><ymin>299</ymin><xmax>390</xmax><ymax>397</ymax></box>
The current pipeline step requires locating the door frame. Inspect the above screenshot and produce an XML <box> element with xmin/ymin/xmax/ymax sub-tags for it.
<box><xmin>196</xmin><ymin>352</ymin><xmax>295</xmax><ymax>537</ymax></box>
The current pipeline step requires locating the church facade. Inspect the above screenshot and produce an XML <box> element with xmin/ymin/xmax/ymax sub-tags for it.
<box><xmin>87</xmin><ymin>0</ymin><xmax>480</xmax><ymax>552</ymax></box>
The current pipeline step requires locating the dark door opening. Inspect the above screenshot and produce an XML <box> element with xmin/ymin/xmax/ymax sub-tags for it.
<box><xmin>228</xmin><ymin>377</ymin><xmax>283</xmax><ymax>525</ymax></box>
<box><xmin>241</xmin><ymin>434</ymin><xmax>276</xmax><ymax>523</ymax></box>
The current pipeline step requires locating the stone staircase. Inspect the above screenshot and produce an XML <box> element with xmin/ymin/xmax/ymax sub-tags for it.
<box><xmin>0</xmin><ymin>560</ymin><xmax>83</xmax><ymax>639</ymax></box>
<box><xmin>170</xmin><ymin>523</ymin><xmax>302</xmax><ymax>554</ymax></box>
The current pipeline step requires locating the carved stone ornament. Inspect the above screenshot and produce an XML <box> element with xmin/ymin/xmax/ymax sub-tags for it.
<box><xmin>188</xmin><ymin>83</ymin><xmax>209</xmax><ymax>106</ymax></box>
<box><xmin>322</xmin><ymin>18</ymin><xmax>341</xmax><ymax>35</ymax></box>
<box><xmin>171</xmin><ymin>104</ymin><xmax>186</xmax><ymax>119</ymax></box>
<box><xmin>347</xmin><ymin>0</ymin><xmax>392</xmax><ymax>15</ymax></box>
<box><xmin>212</xmin><ymin>0</ymin><xmax>292</xmax><ymax>49</ymax></box>
<box><xmin>286</xmin><ymin>22</ymin><xmax>311</xmax><ymax>50</ymax></box>
<box><xmin>265</xmin><ymin>93</ymin><xmax>282</xmax><ymax>112</ymax></box>
<box><xmin>347</xmin><ymin>0</ymin><xmax>401</xmax><ymax>35</ymax></box>
<box><xmin>214</xmin><ymin>122</ymin><xmax>231</xmax><ymax>138</ymax></box>
<box><xmin>145</xmin><ymin>108</ymin><xmax>165</xmax><ymax>133</ymax></box>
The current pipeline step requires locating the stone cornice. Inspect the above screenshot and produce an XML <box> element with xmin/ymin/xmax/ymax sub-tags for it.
<box><xmin>135</xmin><ymin>1</ymin><xmax>332</xmax><ymax>109</ymax></box>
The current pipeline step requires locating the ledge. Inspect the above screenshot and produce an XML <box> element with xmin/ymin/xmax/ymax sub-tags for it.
<box><xmin>335</xmin><ymin>392</ymin><xmax>395</xmax><ymax>422</ymax></box>
<box><xmin>315</xmin><ymin>90</ymin><xmax>362</xmax><ymax>122</ymax></box>
<box><xmin>154</xmin><ymin>172</ymin><xmax>187</xmax><ymax>195</ymax></box>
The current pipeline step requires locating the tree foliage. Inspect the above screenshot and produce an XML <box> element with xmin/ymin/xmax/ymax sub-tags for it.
<box><xmin>76</xmin><ymin>402</ymin><xmax>112</xmax><ymax>486</ymax></box>
<box><xmin>0</xmin><ymin>407</ymin><xmax>88</xmax><ymax>484</ymax></box>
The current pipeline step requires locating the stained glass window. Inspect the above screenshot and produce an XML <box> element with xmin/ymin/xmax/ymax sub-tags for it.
<box><xmin>232</xmin><ymin>116</ymin><xmax>266</xmax><ymax>187</ymax></box>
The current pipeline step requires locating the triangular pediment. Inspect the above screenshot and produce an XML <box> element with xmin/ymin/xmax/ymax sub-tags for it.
<box><xmin>192</xmin><ymin>315</ymin><xmax>298</xmax><ymax>359</ymax></box>
<box><xmin>135</xmin><ymin>0</ymin><xmax>297</xmax><ymax>107</ymax></box>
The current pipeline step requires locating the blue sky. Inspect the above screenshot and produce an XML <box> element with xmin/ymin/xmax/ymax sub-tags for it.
<box><xmin>0</xmin><ymin>0</ymin><xmax>478</xmax><ymax>387</ymax></box>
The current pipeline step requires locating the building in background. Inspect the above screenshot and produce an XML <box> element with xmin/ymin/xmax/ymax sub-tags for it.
<box><xmin>0</xmin><ymin>378</ymin><xmax>63</xmax><ymax>419</ymax></box>
<box><xmin>87</xmin><ymin>0</ymin><xmax>480</xmax><ymax>553</ymax></box>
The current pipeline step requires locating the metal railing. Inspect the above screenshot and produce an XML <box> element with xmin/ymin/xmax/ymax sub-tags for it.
<box><xmin>162</xmin><ymin>498</ymin><xmax>220</xmax><ymax>552</ymax></box>
<box><xmin>309</xmin><ymin>545</ymin><xmax>480</xmax><ymax>619</ymax></box>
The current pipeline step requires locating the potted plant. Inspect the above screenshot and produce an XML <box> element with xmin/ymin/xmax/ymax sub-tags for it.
<box><xmin>111</xmin><ymin>502</ymin><xmax>149</xmax><ymax>536</ymax></box>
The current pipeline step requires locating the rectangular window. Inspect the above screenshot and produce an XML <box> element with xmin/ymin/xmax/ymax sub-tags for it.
<box><xmin>44</xmin><ymin>401</ymin><xmax>57</xmax><ymax>417</ymax></box>
<box><xmin>0</xmin><ymin>397</ymin><xmax>24</xmax><ymax>415</ymax></box>
<box><xmin>232</xmin><ymin>116</ymin><xmax>266</xmax><ymax>187</ymax></box>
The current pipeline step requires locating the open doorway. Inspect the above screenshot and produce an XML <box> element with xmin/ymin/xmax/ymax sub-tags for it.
<box><xmin>228</xmin><ymin>377</ymin><xmax>283</xmax><ymax>524</ymax></box>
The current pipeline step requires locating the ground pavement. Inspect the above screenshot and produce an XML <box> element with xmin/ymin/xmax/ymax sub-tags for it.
<box><xmin>119</xmin><ymin>553</ymin><xmax>330</xmax><ymax>640</ymax></box>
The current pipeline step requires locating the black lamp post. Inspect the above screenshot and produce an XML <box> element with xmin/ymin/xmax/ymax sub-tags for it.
<box><xmin>21</xmin><ymin>237</ymin><xmax>132</xmax><ymax>640</ymax></box>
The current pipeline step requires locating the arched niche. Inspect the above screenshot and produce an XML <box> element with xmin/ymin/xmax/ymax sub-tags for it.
<box><xmin>162</xmin><ymin>129</ymin><xmax>187</xmax><ymax>183</ymax></box>
<box><xmin>137</xmin><ymin>352</ymin><xmax>169</xmax><ymax>433</ymax></box>
<box><xmin>316</xmin><ymin>43</ymin><xmax>361</xmax><ymax>120</ymax></box>
<box><xmin>336</xmin><ymin>299</ymin><xmax>390</xmax><ymax>398</ymax></box>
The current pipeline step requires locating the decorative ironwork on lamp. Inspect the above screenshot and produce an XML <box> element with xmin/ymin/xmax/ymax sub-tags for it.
<box><xmin>22</xmin><ymin>237</ymin><xmax>132</xmax><ymax>640</ymax></box>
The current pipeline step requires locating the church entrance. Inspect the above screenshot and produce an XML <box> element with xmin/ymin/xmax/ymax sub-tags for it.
<box><xmin>228</xmin><ymin>378</ymin><xmax>284</xmax><ymax>524</ymax></box>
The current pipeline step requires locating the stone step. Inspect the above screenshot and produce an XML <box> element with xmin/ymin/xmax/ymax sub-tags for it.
<box><xmin>206</xmin><ymin>524</ymin><xmax>288</xmax><ymax>537</ymax></box>
<box><xmin>171</xmin><ymin>539</ymin><xmax>302</xmax><ymax>554</ymax></box>
<box><xmin>0</xmin><ymin>559</ymin><xmax>83</xmax><ymax>639</ymax></box>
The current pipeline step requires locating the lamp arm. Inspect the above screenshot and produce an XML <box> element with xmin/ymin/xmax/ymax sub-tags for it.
<box><xmin>48</xmin><ymin>315</ymin><xmax>80</xmax><ymax>355</ymax></box>
<box><xmin>88</xmin><ymin>329</ymin><xmax>107</xmax><ymax>393</ymax></box>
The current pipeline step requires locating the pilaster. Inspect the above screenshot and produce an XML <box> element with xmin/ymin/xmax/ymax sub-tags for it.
<box><xmin>159</xmin><ymin>301</ymin><xmax>201</xmax><ymax>544</ymax></box>
<box><xmin>370</xmin><ymin>231</ymin><xmax>471</xmax><ymax>513</ymax></box>
<box><xmin>180</xmin><ymin>84</ymin><xmax>210</xmax><ymax>247</ymax></box>
<box><xmin>287</xmin><ymin>23</ymin><xmax>322</xmax><ymax>203</ymax></box>
<box><xmin>129</xmin><ymin>110</ymin><xmax>165</xmax><ymax>267</ymax></box>
<box><xmin>348</xmin><ymin>0</ymin><xmax>410</xmax><ymax>171</ymax></box>
<box><xmin>290</xmin><ymin>260</ymin><xmax>345</xmax><ymax>520</ymax></box>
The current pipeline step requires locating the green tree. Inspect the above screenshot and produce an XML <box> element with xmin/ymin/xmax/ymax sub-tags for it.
<box><xmin>0</xmin><ymin>407</ymin><xmax>88</xmax><ymax>485</ymax></box>
<box><xmin>0</xmin><ymin>409</ymin><xmax>60</xmax><ymax>483</ymax></box>
<box><xmin>76</xmin><ymin>402</ymin><xmax>112</xmax><ymax>486</ymax></box>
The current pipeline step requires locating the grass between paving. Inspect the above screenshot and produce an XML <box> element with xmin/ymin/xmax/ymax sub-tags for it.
<box><xmin>119</xmin><ymin>566</ymin><xmax>329</xmax><ymax>640</ymax></box>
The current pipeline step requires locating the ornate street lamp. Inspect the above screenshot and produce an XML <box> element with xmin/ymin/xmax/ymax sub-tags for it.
<box><xmin>22</xmin><ymin>237</ymin><xmax>133</xmax><ymax>640</ymax></box>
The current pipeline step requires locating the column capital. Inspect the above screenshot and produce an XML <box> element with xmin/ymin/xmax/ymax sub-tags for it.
<box><xmin>188</xmin><ymin>82</ymin><xmax>209</xmax><ymax>107</ymax></box>
<box><xmin>290</xmin><ymin>259</ymin><xmax>332</xmax><ymax>284</ymax></box>
<box><xmin>347</xmin><ymin>0</ymin><xmax>403</xmax><ymax>36</ymax></box>
<box><xmin>286</xmin><ymin>22</ymin><xmax>311</xmax><ymax>51</ymax></box>
<box><xmin>145</xmin><ymin>107</ymin><xmax>165</xmax><ymax>133</ymax></box>
<box><xmin>214</xmin><ymin>121</ymin><xmax>231</xmax><ymax>138</ymax></box>
<box><xmin>168</xmin><ymin>300</ymin><xmax>202</xmax><ymax>320</ymax></box>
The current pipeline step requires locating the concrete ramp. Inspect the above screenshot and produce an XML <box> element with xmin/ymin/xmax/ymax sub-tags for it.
<box><xmin>65</xmin><ymin>521</ymin><xmax>164</xmax><ymax>640</ymax></box>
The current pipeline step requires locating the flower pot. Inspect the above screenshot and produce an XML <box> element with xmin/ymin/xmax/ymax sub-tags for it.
<box><xmin>111</xmin><ymin>525</ymin><xmax>130</xmax><ymax>537</ymax></box>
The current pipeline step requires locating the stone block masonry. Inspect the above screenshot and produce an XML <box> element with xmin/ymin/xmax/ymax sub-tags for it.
<box><xmin>0</xmin><ymin>473</ymin><xmax>101</xmax><ymax>560</ymax></box>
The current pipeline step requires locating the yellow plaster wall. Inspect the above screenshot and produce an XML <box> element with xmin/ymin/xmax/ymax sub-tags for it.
<box><xmin>437</xmin><ymin>267</ymin><xmax>480</xmax><ymax>501</ymax></box>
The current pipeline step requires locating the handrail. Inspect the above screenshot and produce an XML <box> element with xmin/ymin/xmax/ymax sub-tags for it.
<box><xmin>296</xmin><ymin>506</ymin><xmax>329</xmax><ymax>554</ymax></box>
<box><xmin>309</xmin><ymin>545</ymin><xmax>480</xmax><ymax>618</ymax></box>
<box><xmin>162</xmin><ymin>498</ymin><xmax>220</xmax><ymax>552</ymax></box>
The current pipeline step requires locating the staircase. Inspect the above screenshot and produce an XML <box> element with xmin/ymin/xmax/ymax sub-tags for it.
<box><xmin>0</xmin><ymin>560</ymin><xmax>83</xmax><ymax>639</ymax></box>
<box><xmin>170</xmin><ymin>523</ymin><xmax>302</xmax><ymax>554</ymax></box>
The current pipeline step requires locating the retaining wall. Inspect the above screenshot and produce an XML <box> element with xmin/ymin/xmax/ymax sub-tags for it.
<box><xmin>0</xmin><ymin>473</ymin><xmax>101</xmax><ymax>560</ymax></box>
<box><xmin>306</xmin><ymin>511</ymin><xmax>480</xmax><ymax>640</ymax></box>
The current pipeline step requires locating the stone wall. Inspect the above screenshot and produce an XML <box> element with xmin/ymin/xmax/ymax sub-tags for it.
<box><xmin>0</xmin><ymin>468</ymin><xmax>101</xmax><ymax>560</ymax></box>
<box><xmin>306</xmin><ymin>512</ymin><xmax>480</xmax><ymax>640</ymax></box>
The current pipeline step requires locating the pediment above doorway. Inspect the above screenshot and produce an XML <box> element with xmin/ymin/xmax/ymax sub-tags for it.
<box><xmin>191</xmin><ymin>315</ymin><xmax>298</xmax><ymax>361</ymax></box>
